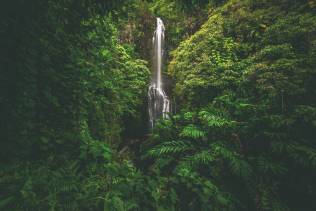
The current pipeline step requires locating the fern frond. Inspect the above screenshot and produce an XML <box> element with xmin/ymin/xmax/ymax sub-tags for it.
<box><xmin>184</xmin><ymin>150</ymin><xmax>215</xmax><ymax>165</ymax></box>
<box><xmin>256</xmin><ymin>183</ymin><xmax>290</xmax><ymax>211</ymax></box>
<box><xmin>148</xmin><ymin>141</ymin><xmax>191</xmax><ymax>157</ymax></box>
<box><xmin>180</xmin><ymin>124</ymin><xmax>206</xmax><ymax>139</ymax></box>
<box><xmin>272</xmin><ymin>141</ymin><xmax>316</xmax><ymax>167</ymax></box>
<box><xmin>290</xmin><ymin>144</ymin><xmax>316</xmax><ymax>167</ymax></box>
<box><xmin>229</xmin><ymin>158</ymin><xmax>252</xmax><ymax>179</ymax></box>
<box><xmin>256</xmin><ymin>156</ymin><xmax>287</xmax><ymax>175</ymax></box>
<box><xmin>198</xmin><ymin>111</ymin><xmax>235</xmax><ymax>127</ymax></box>
<box><xmin>212</xmin><ymin>144</ymin><xmax>252</xmax><ymax>179</ymax></box>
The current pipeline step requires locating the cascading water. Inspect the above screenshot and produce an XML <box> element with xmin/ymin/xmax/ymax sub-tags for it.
<box><xmin>148</xmin><ymin>18</ymin><xmax>170</xmax><ymax>128</ymax></box>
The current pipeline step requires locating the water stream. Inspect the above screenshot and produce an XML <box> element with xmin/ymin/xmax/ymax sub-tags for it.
<box><xmin>148</xmin><ymin>18</ymin><xmax>170</xmax><ymax>128</ymax></box>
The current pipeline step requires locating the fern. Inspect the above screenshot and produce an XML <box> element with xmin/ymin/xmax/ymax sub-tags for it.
<box><xmin>184</xmin><ymin>150</ymin><xmax>215</xmax><ymax>165</ymax></box>
<box><xmin>229</xmin><ymin>158</ymin><xmax>253</xmax><ymax>179</ymax></box>
<box><xmin>180</xmin><ymin>124</ymin><xmax>206</xmax><ymax>139</ymax></box>
<box><xmin>148</xmin><ymin>141</ymin><xmax>191</xmax><ymax>157</ymax></box>
<box><xmin>212</xmin><ymin>144</ymin><xmax>252</xmax><ymax>179</ymax></box>
<box><xmin>290</xmin><ymin>144</ymin><xmax>316</xmax><ymax>167</ymax></box>
<box><xmin>272</xmin><ymin>141</ymin><xmax>316</xmax><ymax>167</ymax></box>
<box><xmin>256</xmin><ymin>156</ymin><xmax>287</xmax><ymax>175</ymax></box>
<box><xmin>198</xmin><ymin>111</ymin><xmax>235</xmax><ymax>127</ymax></box>
<box><xmin>256</xmin><ymin>183</ymin><xmax>290</xmax><ymax>211</ymax></box>
<box><xmin>104</xmin><ymin>194</ymin><xmax>125</xmax><ymax>211</ymax></box>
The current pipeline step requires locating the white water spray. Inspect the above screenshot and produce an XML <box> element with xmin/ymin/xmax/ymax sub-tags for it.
<box><xmin>148</xmin><ymin>18</ymin><xmax>170</xmax><ymax>128</ymax></box>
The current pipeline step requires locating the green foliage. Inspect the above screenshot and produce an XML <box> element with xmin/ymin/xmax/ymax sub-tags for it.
<box><xmin>144</xmin><ymin>0</ymin><xmax>316</xmax><ymax>210</ymax></box>
<box><xmin>1</xmin><ymin>0</ymin><xmax>316</xmax><ymax>210</ymax></box>
<box><xmin>144</xmin><ymin>108</ymin><xmax>246</xmax><ymax>210</ymax></box>
<box><xmin>148</xmin><ymin>0</ymin><xmax>210</xmax><ymax>53</ymax></box>
<box><xmin>180</xmin><ymin>124</ymin><xmax>205</xmax><ymax>139</ymax></box>
<box><xmin>0</xmin><ymin>0</ymin><xmax>150</xmax><ymax>158</ymax></box>
<box><xmin>0</xmin><ymin>0</ymin><xmax>152</xmax><ymax>210</ymax></box>
<box><xmin>149</xmin><ymin>141</ymin><xmax>191</xmax><ymax>157</ymax></box>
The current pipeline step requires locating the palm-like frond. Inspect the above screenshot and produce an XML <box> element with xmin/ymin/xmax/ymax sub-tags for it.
<box><xmin>180</xmin><ymin>124</ymin><xmax>206</xmax><ymax>139</ymax></box>
<box><xmin>183</xmin><ymin>150</ymin><xmax>215</xmax><ymax>165</ymax></box>
<box><xmin>272</xmin><ymin>141</ymin><xmax>316</xmax><ymax>167</ymax></box>
<box><xmin>212</xmin><ymin>144</ymin><xmax>252</xmax><ymax>179</ymax></box>
<box><xmin>256</xmin><ymin>156</ymin><xmax>287</xmax><ymax>175</ymax></box>
<box><xmin>198</xmin><ymin>111</ymin><xmax>235</xmax><ymax>127</ymax></box>
<box><xmin>148</xmin><ymin>141</ymin><xmax>191</xmax><ymax>157</ymax></box>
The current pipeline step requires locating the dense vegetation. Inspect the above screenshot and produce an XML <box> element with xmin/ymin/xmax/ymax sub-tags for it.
<box><xmin>1</xmin><ymin>0</ymin><xmax>316</xmax><ymax>210</ymax></box>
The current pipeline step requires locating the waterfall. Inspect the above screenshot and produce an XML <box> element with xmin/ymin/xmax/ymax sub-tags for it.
<box><xmin>148</xmin><ymin>18</ymin><xmax>170</xmax><ymax>128</ymax></box>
